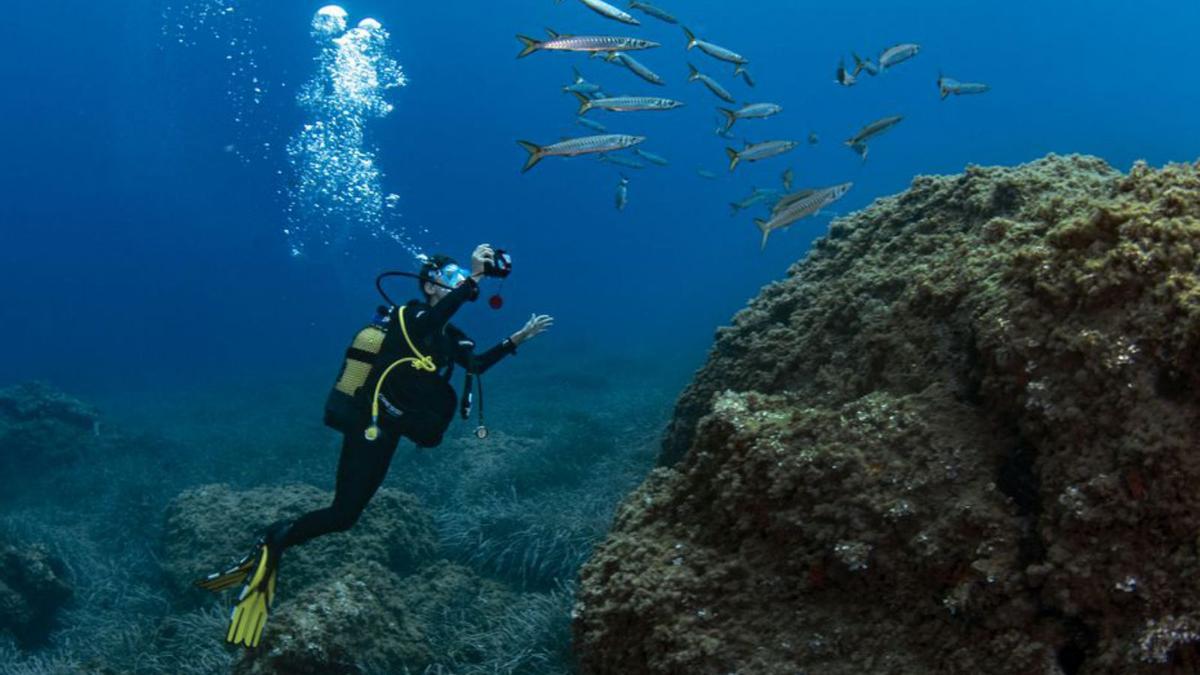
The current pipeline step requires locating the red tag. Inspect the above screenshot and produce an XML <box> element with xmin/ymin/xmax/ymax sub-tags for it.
<box><xmin>488</xmin><ymin>295</ymin><xmax>504</xmax><ymax>309</ymax></box>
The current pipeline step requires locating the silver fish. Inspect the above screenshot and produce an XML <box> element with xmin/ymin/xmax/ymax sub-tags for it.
<box><xmin>846</xmin><ymin>115</ymin><xmax>902</xmax><ymax>147</ymax></box>
<box><xmin>574</xmin><ymin>92</ymin><xmax>684</xmax><ymax>115</ymax></box>
<box><xmin>781</xmin><ymin>167</ymin><xmax>794</xmax><ymax>191</ymax></box>
<box><xmin>517</xmin><ymin>134</ymin><xmax>645</xmax><ymax>172</ymax></box>
<box><xmin>578</xmin><ymin>0</ymin><xmax>640</xmax><ymax>26</ymax></box>
<box><xmin>938</xmin><ymin>74</ymin><xmax>990</xmax><ymax>99</ymax></box>
<box><xmin>517</xmin><ymin>29</ymin><xmax>659</xmax><ymax>58</ymax></box>
<box><xmin>725</xmin><ymin>140</ymin><xmax>798</xmax><ymax>171</ymax></box>
<box><xmin>628</xmin><ymin>0</ymin><xmax>677</xmax><ymax>24</ymax></box>
<box><xmin>615</xmin><ymin>174</ymin><xmax>629</xmax><ymax>210</ymax></box>
<box><xmin>563</xmin><ymin>66</ymin><xmax>603</xmax><ymax>95</ymax></box>
<box><xmin>634</xmin><ymin>148</ymin><xmax>669</xmax><ymax>165</ymax></box>
<box><xmin>852</xmin><ymin>52</ymin><xmax>879</xmax><ymax>76</ymax></box>
<box><xmin>836</xmin><ymin>58</ymin><xmax>856</xmax><ymax>86</ymax></box>
<box><xmin>682</xmin><ymin>26</ymin><xmax>748</xmax><ymax>65</ymax></box>
<box><xmin>739</xmin><ymin>68</ymin><xmax>756</xmax><ymax>87</ymax></box>
<box><xmin>599</xmin><ymin>153</ymin><xmax>645</xmax><ymax>169</ymax></box>
<box><xmin>610</xmin><ymin>52</ymin><xmax>666</xmax><ymax>85</ymax></box>
<box><xmin>687</xmin><ymin>63</ymin><xmax>735</xmax><ymax>103</ymax></box>
<box><xmin>756</xmin><ymin>182</ymin><xmax>853</xmax><ymax>250</ymax></box>
<box><xmin>878</xmin><ymin>43</ymin><xmax>920</xmax><ymax>70</ymax></box>
<box><xmin>730</xmin><ymin>186</ymin><xmax>781</xmax><ymax>216</ymax></box>
<box><xmin>697</xmin><ymin>168</ymin><xmax>718</xmax><ymax>180</ymax></box>
<box><xmin>717</xmin><ymin>102</ymin><xmax>783</xmax><ymax>131</ymax></box>
<box><xmin>577</xmin><ymin>117</ymin><xmax>609</xmax><ymax>132</ymax></box>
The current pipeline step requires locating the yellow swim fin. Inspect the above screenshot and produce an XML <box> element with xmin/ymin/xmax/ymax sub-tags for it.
<box><xmin>225</xmin><ymin>544</ymin><xmax>279</xmax><ymax>648</ymax></box>
<box><xmin>194</xmin><ymin>550</ymin><xmax>257</xmax><ymax>593</ymax></box>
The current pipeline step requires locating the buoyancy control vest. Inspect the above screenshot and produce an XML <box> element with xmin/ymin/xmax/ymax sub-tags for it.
<box><xmin>324</xmin><ymin>304</ymin><xmax>456</xmax><ymax>448</ymax></box>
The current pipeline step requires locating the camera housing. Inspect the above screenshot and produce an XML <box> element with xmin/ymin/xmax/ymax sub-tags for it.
<box><xmin>484</xmin><ymin>249</ymin><xmax>512</xmax><ymax>278</ymax></box>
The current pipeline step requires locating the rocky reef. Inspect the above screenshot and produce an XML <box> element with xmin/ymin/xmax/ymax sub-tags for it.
<box><xmin>0</xmin><ymin>381</ymin><xmax>99</xmax><ymax>475</ymax></box>
<box><xmin>575</xmin><ymin>155</ymin><xmax>1200</xmax><ymax>674</ymax></box>
<box><xmin>0</xmin><ymin>541</ymin><xmax>73</xmax><ymax>649</ymax></box>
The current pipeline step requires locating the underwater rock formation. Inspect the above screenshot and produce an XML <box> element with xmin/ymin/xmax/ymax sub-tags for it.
<box><xmin>0</xmin><ymin>542</ymin><xmax>73</xmax><ymax>648</ymax></box>
<box><xmin>576</xmin><ymin>155</ymin><xmax>1200</xmax><ymax>673</ymax></box>
<box><xmin>0</xmin><ymin>382</ymin><xmax>98</xmax><ymax>472</ymax></box>
<box><xmin>164</xmin><ymin>483</ymin><xmax>438</xmax><ymax>596</ymax></box>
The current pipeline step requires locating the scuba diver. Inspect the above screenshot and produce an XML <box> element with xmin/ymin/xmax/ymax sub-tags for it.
<box><xmin>195</xmin><ymin>244</ymin><xmax>553</xmax><ymax>648</ymax></box>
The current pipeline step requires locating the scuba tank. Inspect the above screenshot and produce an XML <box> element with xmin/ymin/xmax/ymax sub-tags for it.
<box><xmin>323</xmin><ymin>306</ymin><xmax>390</xmax><ymax>434</ymax></box>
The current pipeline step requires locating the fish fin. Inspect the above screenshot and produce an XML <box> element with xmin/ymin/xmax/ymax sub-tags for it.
<box><xmin>852</xmin><ymin>52</ymin><xmax>865</xmax><ymax>77</ymax></box>
<box><xmin>572</xmin><ymin>91</ymin><xmax>592</xmax><ymax>115</ymax></box>
<box><xmin>725</xmin><ymin>147</ymin><xmax>740</xmax><ymax>172</ymax></box>
<box><xmin>604</xmin><ymin>52</ymin><xmax>619</xmax><ymax>62</ymax></box>
<box><xmin>682</xmin><ymin>26</ymin><xmax>696</xmax><ymax>49</ymax></box>
<box><xmin>717</xmin><ymin>107</ymin><xmax>737</xmax><ymax>132</ymax></box>
<box><xmin>755</xmin><ymin>218</ymin><xmax>770</xmax><ymax>250</ymax></box>
<box><xmin>573</xmin><ymin>65</ymin><xmax>584</xmax><ymax>83</ymax></box>
<box><xmin>687</xmin><ymin>63</ymin><xmax>699</xmax><ymax>81</ymax></box>
<box><xmin>733</xmin><ymin>64</ymin><xmax>745</xmax><ymax>77</ymax></box>
<box><xmin>516</xmin><ymin>35</ymin><xmax>541</xmax><ymax>59</ymax></box>
<box><xmin>545</xmin><ymin>27</ymin><xmax>560</xmax><ymax>39</ymax></box>
<box><xmin>516</xmin><ymin>140</ymin><xmax>545</xmax><ymax>173</ymax></box>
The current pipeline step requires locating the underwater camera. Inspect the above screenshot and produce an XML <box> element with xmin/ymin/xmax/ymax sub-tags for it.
<box><xmin>484</xmin><ymin>249</ymin><xmax>512</xmax><ymax>278</ymax></box>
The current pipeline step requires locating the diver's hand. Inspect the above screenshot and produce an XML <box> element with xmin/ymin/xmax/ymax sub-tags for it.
<box><xmin>470</xmin><ymin>244</ymin><xmax>495</xmax><ymax>280</ymax></box>
<box><xmin>511</xmin><ymin>314</ymin><xmax>554</xmax><ymax>346</ymax></box>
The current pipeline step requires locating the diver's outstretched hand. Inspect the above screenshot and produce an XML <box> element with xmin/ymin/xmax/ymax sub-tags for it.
<box><xmin>511</xmin><ymin>314</ymin><xmax>553</xmax><ymax>346</ymax></box>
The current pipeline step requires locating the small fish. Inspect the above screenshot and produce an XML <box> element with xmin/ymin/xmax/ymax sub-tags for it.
<box><xmin>516</xmin><ymin>29</ymin><xmax>659</xmax><ymax>58</ymax></box>
<box><xmin>781</xmin><ymin>167</ymin><xmax>794</xmax><ymax>191</ymax></box>
<box><xmin>845</xmin><ymin>115</ymin><xmax>902</xmax><ymax>149</ymax></box>
<box><xmin>807</xmin><ymin>132</ymin><xmax>819</xmax><ymax>145</ymax></box>
<box><xmin>634</xmin><ymin>148</ymin><xmax>669</xmax><ymax>165</ymax></box>
<box><xmin>730</xmin><ymin>186</ymin><xmax>781</xmax><ymax>216</ymax></box>
<box><xmin>578</xmin><ymin>0</ymin><xmax>640</xmax><ymax>25</ymax></box>
<box><xmin>852</xmin><ymin>52</ymin><xmax>879</xmax><ymax>76</ymax></box>
<box><xmin>756</xmin><ymin>182</ymin><xmax>853</xmax><ymax>250</ymax></box>
<box><xmin>599</xmin><ymin>153</ymin><xmax>646</xmax><ymax>169</ymax></box>
<box><xmin>616</xmin><ymin>174</ymin><xmax>629</xmax><ymax>210</ymax></box>
<box><xmin>516</xmin><ymin>134</ymin><xmax>645</xmax><ymax>172</ymax></box>
<box><xmin>563</xmin><ymin>66</ymin><xmax>603</xmax><ymax>95</ymax></box>
<box><xmin>739</xmin><ymin>68</ymin><xmax>756</xmax><ymax>87</ymax></box>
<box><xmin>628</xmin><ymin>0</ymin><xmax>678</xmax><ymax>24</ymax></box>
<box><xmin>682</xmin><ymin>26</ymin><xmax>749</xmax><ymax>66</ymax></box>
<box><xmin>878</xmin><ymin>43</ymin><xmax>920</xmax><ymax>70</ymax></box>
<box><xmin>574</xmin><ymin>92</ymin><xmax>684</xmax><ymax>115</ymax></box>
<box><xmin>687</xmin><ymin>63</ymin><xmax>735</xmax><ymax>103</ymax></box>
<box><xmin>836</xmin><ymin>58</ymin><xmax>856</xmax><ymax>86</ymax></box>
<box><xmin>609</xmin><ymin>52</ymin><xmax>666</xmax><ymax>85</ymax></box>
<box><xmin>577</xmin><ymin>117</ymin><xmax>609</xmax><ymax>132</ymax></box>
<box><xmin>938</xmin><ymin>73</ymin><xmax>990</xmax><ymax>99</ymax></box>
<box><xmin>725</xmin><ymin>140</ymin><xmax>798</xmax><ymax>171</ymax></box>
<box><xmin>714</xmin><ymin>117</ymin><xmax>736</xmax><ymax>139</ymax></box>
<box><xmin>697</xmin><ymin>168</ymin><xmax>718</xmax><ymax>180</ymax></box>
<box><xmin>717</xmin><ymin>102</ymin><xmax>783</xmax><ymax>131</ymax></box>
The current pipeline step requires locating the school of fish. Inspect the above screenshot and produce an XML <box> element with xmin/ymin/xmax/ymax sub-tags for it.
<box><xmin>515</xmin><ymin>1</ymin><xmax>991</xmax><ymax>249</ymax></box>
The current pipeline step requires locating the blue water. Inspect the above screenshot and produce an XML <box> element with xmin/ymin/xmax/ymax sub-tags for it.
<box><xmin>2</xmin><ymin>0</ymin><xmax>1198</xmax><ymax>396</ymax></box>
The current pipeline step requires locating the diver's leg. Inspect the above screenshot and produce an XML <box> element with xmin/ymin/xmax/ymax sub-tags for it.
<box><xmin>275</xmin><ymin>428</ymin><xmax>400</xmax><ymax>550</ymax></box>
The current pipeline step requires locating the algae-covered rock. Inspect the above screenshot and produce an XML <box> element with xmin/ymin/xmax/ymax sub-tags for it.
<box><xmin>0</xmin><ymin>382</ymin><xmax>98</xmax><ymax>472</ymax></box>
<box><xmin>577</xmin><ymin>155</ymin><xmax>1200</xmax><ymax>674</ymax></box>
<box><xmin>0</xmin><ymin>542</ymin><xmax>73</xmax><ymax>648</ymax></box>
<box><xmin>163</xmin><ymin>483</ymin><xmax>437</xmax><ymax>596</ymax></box>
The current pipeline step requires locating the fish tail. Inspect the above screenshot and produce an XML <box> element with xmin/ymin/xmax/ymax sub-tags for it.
<box><xmin>573</xmin><ymin>91</ymin><xmax>593</xmax><ymax>116</ymax></box>
<box><xmin>682</xmin><ymin>26</ymin><xmax>696</xmax><ymax>50</ymax></box>
<box><xmin>686</xmin><ymin>62</ymin><xmax>699</xmax><ymax>81</ymax></box>
<box><xmin>573</xmin><ymin>65</ymin><xmax>583</xmax><ymax>82</ymax></box>
<box><xmin>852</xmin><ymin>52</ymin><xmax>865</xmax><ymax>77</ymax></box>
<box><xmin>729</xmin><ymin>203</ymin><xmax>741</xmax><ymax>217</ymax></box>
<box><xmin>755</xmin><ymin>218</ymin><xmax>770</xmax><ymax>250</ymax></box>
<box><xmin>725</xmin><ymin>147</ymin><xmax>740</xmax><ymax>172</ymax></box>
<box><xmin>516</xmin><ymin>140</ymin><xmax>545</xmax><ymax>173</ymax></box>
<box><xmin>717</xmin><ymin>107</ymin><xmax>738</xmax><ymax>132</ymax></box>
<box><xmin>516</xmin><ymin>35</ymin><xmax>542</xmax><ymax>59</ymax></box>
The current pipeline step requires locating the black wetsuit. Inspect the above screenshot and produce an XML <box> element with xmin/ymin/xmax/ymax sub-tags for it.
<box><xmin>278</xmin><ymin>278</ymin><xmax>516</xmax><ymax>550</ymax></box>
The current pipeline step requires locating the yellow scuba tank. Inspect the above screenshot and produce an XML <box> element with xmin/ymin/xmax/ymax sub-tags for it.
<box><xmin>323</xmin><ymin>307</ymin><xmax>391</xmax><ymax>433</ymax></box>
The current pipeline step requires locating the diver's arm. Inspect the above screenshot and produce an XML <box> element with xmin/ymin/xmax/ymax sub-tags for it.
<box><xmin>451</xmin><ymin>329</ymin><xmax>517</xmax><ymax>376</ymax></box>
<box><xmin>413</xmin><ymin>278</ymin><xmax>480</xmax><ymax>334</ymax></box>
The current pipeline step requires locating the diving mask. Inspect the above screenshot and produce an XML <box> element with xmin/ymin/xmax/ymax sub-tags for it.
<box><xmin>434</xmin><ymin>263</ymin><xmax>469</xmax><ymax>289</ymax></box>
